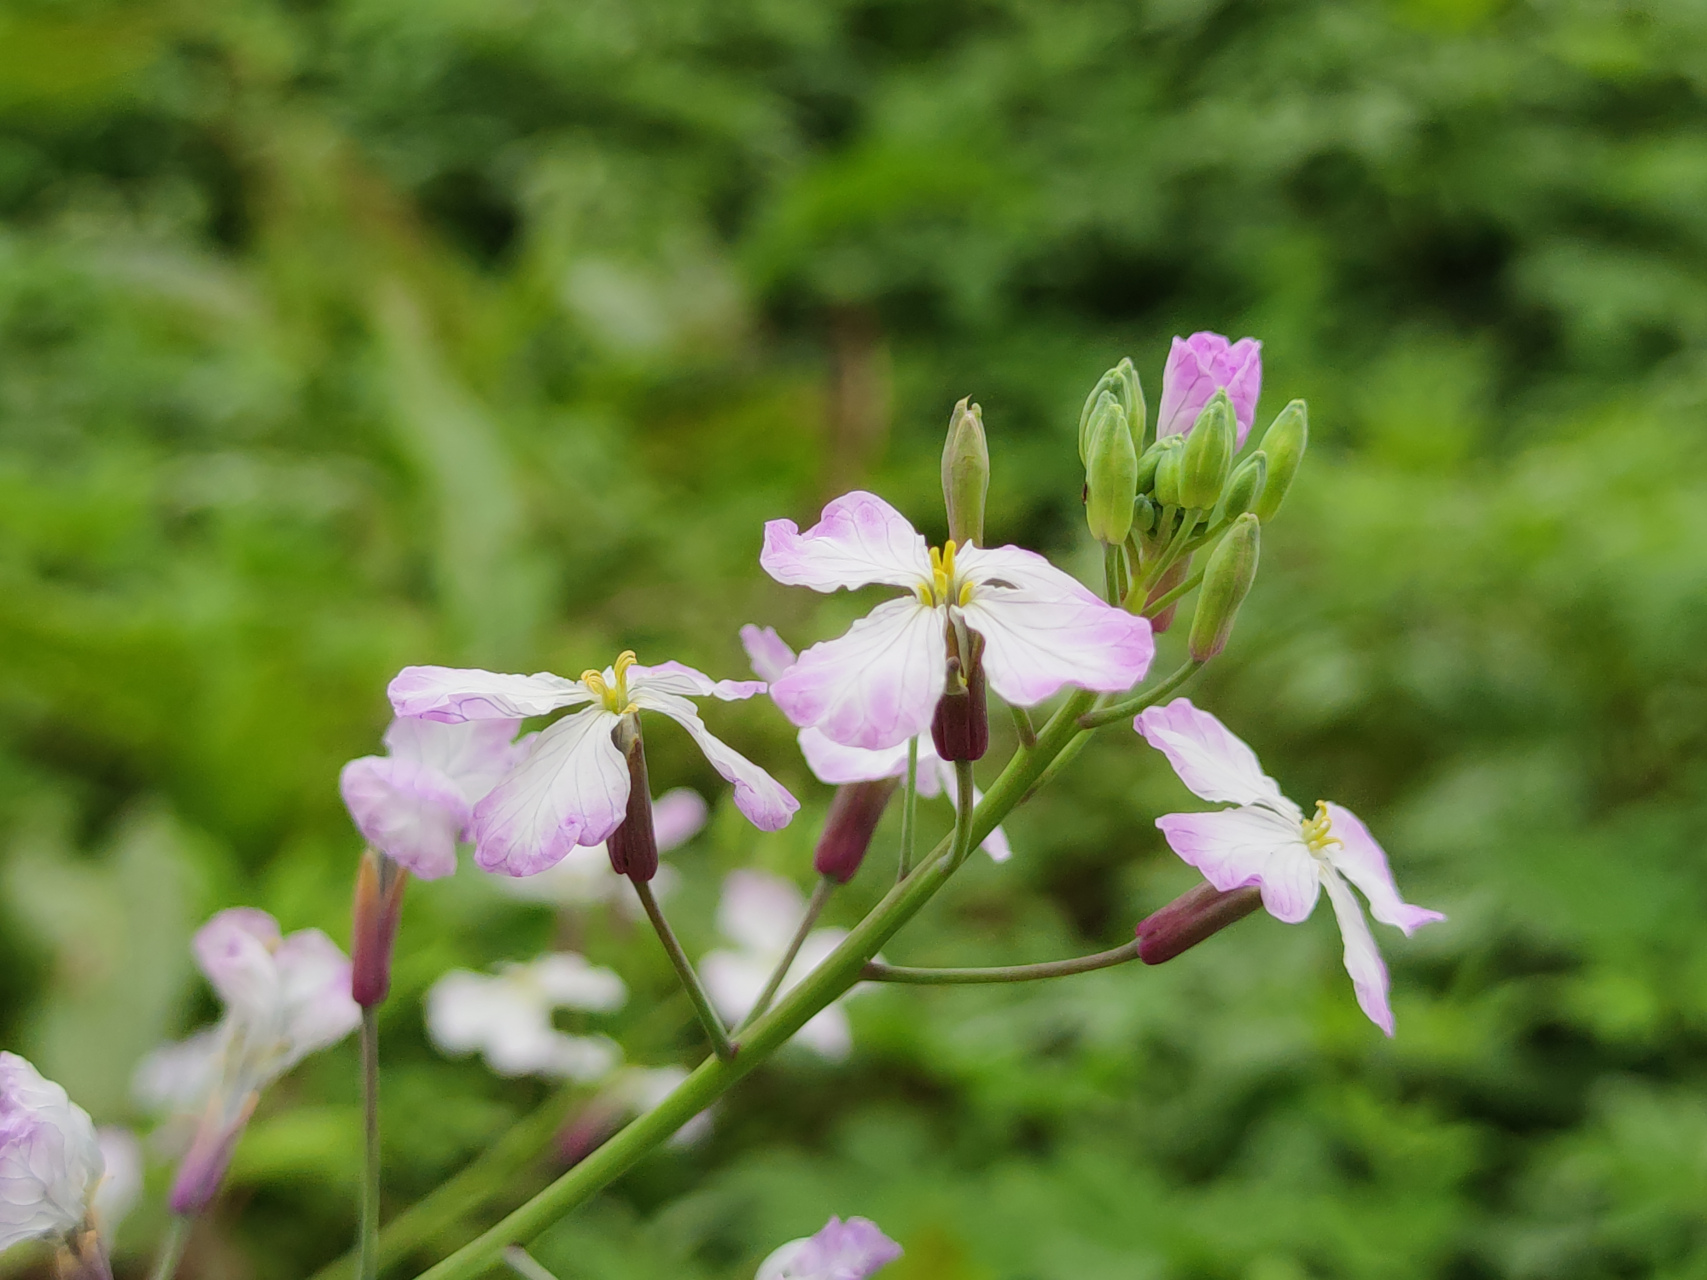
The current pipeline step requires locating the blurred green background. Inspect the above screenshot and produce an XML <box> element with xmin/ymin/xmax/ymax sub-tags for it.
<box><xmin>4</xmin><ymin>0</ymin><xmax>1707</xmax><ymax>1276</ymax></box>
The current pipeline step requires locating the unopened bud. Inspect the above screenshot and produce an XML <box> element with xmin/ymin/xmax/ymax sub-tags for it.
<box><xmin>1219</xmin><ymin>450</ymin><xmax>1267</xmax><ymax>521</ymax></box>
<box><xmin>351</xmin><ymin>848</ymin><xmax>409</xmax><ymax>1008</ymax></box>
<box><xmin>941</xmin><ymin>397</ymin><xmax>989</xmax><ymax>546</ymax></box>
<box><xmin>606</xmin><ymin>717</ymin><xmax>659</xmax><ymax>882</ymax></box>
<box><xmin>931</xmin><ymin>632</ymin><xmax>989</xmax><ymax>762</ymax></box>
<box><xmin>1083</xmin><ymin>392</ymin><xmax>1138</xmax><ymax>544</ymax></box>
<box><xmin>1254</xmin><ymin>399</ymin><xmax>1307</xmax><ymax>522</ymax></box>
<box><xmin>1136</xmin><ymin>882</ymin><xmax>1262</xmax><ymax>964</ymax></box>
<box><xmin>1077</xmin><ymin>358</ymin><xmax>1145</xmax><ymax>462</ymax></box>
<box><xmin>1188</xmin><ymin>514</ymin><xmax>1260</xmax><ymax>661</ymax></box>
<box><xmin>1151</xmin><ymin>436</ymin><xmax>1185</xmax><ymax>508</ymax></box>
<box><xmin>1132</xmin><ymin>492</ymin><xmax>1158</xmax><ymax>535</ymax></box>
<box><xmin>814</xmin><ymin>779</ymin><xmax>900</xmax><ymax>883</ymax></box>
<box><xmin>1133</xmin><ymin>438</ymin><xmax>1168</xmax><ymax>495</ymax></box>
<box><xmin>1179</xmin><ymin>391</ymin><xmax>1234</xmax><ymax>510</ymax></box>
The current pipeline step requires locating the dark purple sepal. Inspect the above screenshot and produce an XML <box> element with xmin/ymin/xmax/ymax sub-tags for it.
<box><xmin>814</xmin><ymin>778</ymin><xmax>901</xmax><ymax>884</ymax></box>
<box><xmin>1136</xmin><ymin>882</ymin><xmax>1262</xmax><ymax>964</ymax></box>
<box><xmin>606</xmin><ymin>717</ymin><xmax>659</xmax><ymax>882</ymax></box>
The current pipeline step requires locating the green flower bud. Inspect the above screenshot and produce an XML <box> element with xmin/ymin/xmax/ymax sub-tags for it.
<box><xmin>1254</xmin><ymin>399</ymin><xmax>1307</xmax><ymax>523</ymax></box>
<box><xmin>1083</xmin><ymin>391</ymin><xmax>1138</xmax><ymax>544</ymax></box>
<box><xmin>1077</xmin><ymin>358</ymin><xmax>1145</xmax><ymax>462</ymax></box>
<box><xmin>1179</xmin><ymin>391</ymin><xmax>1234</xmax><ymax>511</ymax></box>
<box><xmin>1188</xmin><ymin>514</ymin><xmax>1260</xmax><ymax>662</ymax></box>
<box><xmin>1133</xmin><ymin>492</ymin><xmax>1158</xmax><ymax>535</ymax></box>
<box><xmin>1219</xmin><ymin>450</ymin><xmax>1268</xmax><ymax>521</ymax></box>
<box><xmin>1152</xmin><ymin>436</ymin><xmax>1186</xmax><ymax>508</ymax></box>
<box><xmin>941</xmin><ymin>397</ymin><xmax>990</xmax><ymax>546</ymax></box>
<box><xmin>1134</xmin><ymin>437</ymin><xmax>1168</xmax><ymax>495</ymax></box>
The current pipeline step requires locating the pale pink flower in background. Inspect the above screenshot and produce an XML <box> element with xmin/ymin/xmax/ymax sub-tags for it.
<box><xmin>492</xmin><ymin>787</ymin><xmax>707</xmax><ymax>910</ymax></box>
<box><xmin>1155</xmin><ymin>331</ymin><xmax>1263</xmax><ymax>446</ymax></box>
<box><xmin>1136</xmin><ymin>699</ymin><xmax>1445</xmax><ymax>1034</ymax></box>
<box><xmin>340</xmin><ymin>716</ymin><xmax>532</xmax><ymax>879</ymax></box>
<box><xmin>425</xmin><ymin>953</ymin><xmax>626</xmax><ymax>1082</ymax></box>
<box><xmin>701</xmin><ymin>870</ymin><xmax>865</xmax><ymax>1060</ymax></box>
<box><xmin>135</xmin><ymin>909</ymin><xmax>361</xmax><ymax>1212</ymax></box>
<box><xmin>0</xmin><ymin>1052</ymin><xmax>104</xmax><ymax>1252</ymax></box>
<box><xmin>741</xmin><ymin>626</ymin><xmax>1011</xmax><ymax>862</ymax></box>
<box><xmin>757</xmin><ymin>1216</ymin><xmax>902</xmax><ymax>1280</ymax></box>
<box><xmin>388</xmin><ymin>654</ymin><xmax>798</xmax><ymax>876</ymax></box>
<box><xmin>92</xmin><ymin>1129</ymin><xmax>142</xmax><ymax>1241</ymax></box>
<box><xmin>760</xmin><ymin>492</ymin><xmax>1153</xmax><ymax>751</ymax></box>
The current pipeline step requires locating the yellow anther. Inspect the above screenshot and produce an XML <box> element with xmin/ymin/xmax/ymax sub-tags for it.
<box><xmin>613</xmin><ymin>650</ymin><xmax>638</xmax><ymax>680</ymax></box>
<box><xmin>1302</xmin><ymin>800</ymin><xmax>1342</xmax><ymax>853</ymax></box>
<box><xmin>582</xmin><ymin>651</ymin><xmax>642</xmax><ymax>713</ymax></box>
<box><xmin>925</xmin><ymin>539</ymin><xmax>960</xmax><ymax>606</ymax></box>
<box><xmin>580</xmin><ymin>669</ymin><xmax>608</xmax><ymax>693</ymax></box>
<box><xmin>957</xmin><ymin>579</ymin><xmax>975</xmax><ymax>607</ymax></box>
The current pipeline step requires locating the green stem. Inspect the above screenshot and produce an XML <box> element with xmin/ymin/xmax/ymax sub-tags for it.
<box><xmin>1078</xmin><ymin>660</ymin><xmax>1205</xmax><ymax>730</ymax></box>
<box><xmin>1102</xmin><ymin>542</ymin><xmax>1123</xmax><ymax>606</ymax></box>
<box><xmin>412</xmin><ymin>691</ymin><xmax>1098</xmax><ymax>1280</ymax></box>
<box><xmin>359</xmin><ymin>1005</ymin><xmax>381</xmax><ymax>1280</ymax></box>
<box><xmin>740</xmin><ymin>877</ymin><xmax>833</xmax><ymax>1029</ymax></box>
<box><xmin>948</xmin><ymin>758</ymin><xmax>977</xmax><ymax>870</ymax></box>
<box><xmin>1143</xmin><ymin>508</ymin><xmax>1200</xmax><ymax>590</ymax></box>
<box><xmin>896</xmin><ymin>736</ymin><xmax>920</xmax><ymax>881</ymax></box>
<box><xmin>502</xmin><ymin>1247</ymin><xmax>561</xmax><ymax>1280</ymax></box>
<box><xmin>631</xmin><ymin>879</ymin><xmax>735</xmax><ymax>1062</ymax></box>
<box><xmin>863</xmin><ymin>939</ymin><xmax>1142</xmax><ymax>984</ymax></box>
<box><xmin>1145</xmin><ymin>565</ymin><xmax>1205</xmax><ymax>617</ymax></box>
<box><xmin>1008</xmin><ymin>703</ymin><xmax>1037</xmax><ymax>749</ymax></box>
<box><xmin>148</xmin><ymin>1217</ymin><xmax>191</xmax><ymax>1280</ymax></box>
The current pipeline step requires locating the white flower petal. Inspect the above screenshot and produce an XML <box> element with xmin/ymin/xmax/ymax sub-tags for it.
<box><xmin>797</xmin><ymin>728</ymin><xmax>912</xmax><ymax>787</ymax></box>
<box><xmin>628</xmin><ymin>660</ymin><xmax>766</xmax><ymax>702</ymax></box>
<box><xmin>717</xmin><ymin>869</ymin><xmax>806</xmax><ymax>956</ymax></box>
<box><xmin>388</xmin><ymin>665</ymin><xmax>590</xmax><ymax>722</ymax></box>
<box><xmin>770</xmin><ymin>597</ymin><xmax>947</xmax><ymax>751</ymax></box>
<box><xmin>652</xmin><ymin>788</ymin><xmax>709</xmax><ymax>851</ymax></box>
<box><xmin>760</xmin><ymin>490</ymin><xmax>932</xmax><ymax>592</ymax></box>
<box><xmin>193</xmin><ymin>909</ymin><xmax>284</xmax><ymax>1020</ymax></box>
<box><xmin>632</xmin><ymin>689</ymin><xmax>799</xmax><ymax>831</ymax></box>
<box><xmin>740</xmin><ymin>624</ymin><xmax>797</xmax><ymax>683</ymax></box>
<box><xmin>382</xmin><ymin>716</ymin><xmax>528</xmax><ymax>803</ymax></box>
<box><xmin>271</xmin><ymin>929</ymin><xmax>360</xmax><ymax>1067</ymax></box>
<box><xmin>1134</xmin><ymin>699</ymin><xmax>1292</xmax><ymax>810</ymax></box>
<box><xmin>472</xmin><ymin>707</ymin><xmax>627</xmax><ymax>876</ymax></box>
<box><xmin>1322</xmin><ymin>869</ymin><xmax>1395</xmax><ymax>1035</ymax></box>
<box><xmin>957</xmin><ymin>543</ymin><xmax>1102</xmax><ymax>601</ymax></box>
<box><xmin>959</xmin><ymin>587</ymin><xmax>1153</xmax><ymax>707</ymax></box>
<box><xmin>1323</xmin><ymin>803</ymin><xmax>1445</xmax><ymax>936</ymax></box>
<box><xmin>1154</xmin><ymin>805</ymin><xmax>1320</xmax><ymax>922</ymax></box>
<box><xmin>517</xmin><ymin>953</ymin><xmax>628</xmax><ymax>1013</ymax></box>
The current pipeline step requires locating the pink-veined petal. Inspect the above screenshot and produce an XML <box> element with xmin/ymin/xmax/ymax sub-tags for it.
<box><xmin>193</xmin><ymin>909</ymin><xmax>282</xmax><ymax>1017</ymax></box>
<box><xmin>797</xmin><ymin>728</ymin><xmax>912</xmax><ymax>787</ymax></box>
<box><xmin>472</xmin><ymin>707</ymin><xmax>627</xmax><ymax>877</ymax></box>
<box><xmin>959</xmin><ymin>589</ymin><xmax>1153</xmax><ymax>706</ymax></box>
<box><xmin>631</xmin><ymin>689</ymin><xmax>799</xmax><ymax>831</ymax></box>
<box><xmin>1156</xmin><ymin>333</ymin><xmax>1264</xmax><ymax>447</ymax></box>
<box><xmin>271</xmin><ymin>930</ymin><xmax>360</xmax><ymax>1065</ymax></box>
<box><xmin>759</xmin><ymin>1217</ymin><xmax>904</xmax><ymax>1280</ymax></box>
<box><xmin>956</xmin><ymin>544</ymin><xmax>1102</xmax><ymax>602</ymax></box>
<box><xmin>1323</xmin><ymin>803</ymin><xmax>1445</xmax><ymax>936</ymax></box>
<box><xmin>761</xmin><ymin>490</ymin><xmax>932</xmax><ymax>592</ymax></box>
<box><xmin>388</xmin><ymin>665</ymin><xmax>589</xmax><ymax>723</ymax></box>
<box><xmin>1322</xmin><ymin>869</ymin><xmax>1395</xmax><ymax>1035</ymax></box>
<box><xmin>652</xmin><ymin>788</ymin><xmax>709</xmax><ymax>851</ymax></box>
<box><xmin>628</xmin><ymin>661</ymin><xmax>766</xmax><ymax>702</ymax></box>
<box><xmin>1154</xmin><ymin>805</ymin><xmax>1320</xmax><ymax>922</ymax></box>
<box><xmin>1134</xmin><ymin>699</ymin><xmax>1291</xmax><ymax>809</ymax></box>
<box><xmin>770</xmin><ymin>598</ymin><xmax>946</xmax><ymax>750</ymax></box>
<box><xmin>382</xmin><ymin>717</ymin><xmax>527</xmax><ymax>803</ymax></box>
<box><xmin>740</xmin><ymin>624</ymin><xmax>797</xmax><ymax>683</ymax></box>
<box><xmin>339</xmin><ymin>755</ymin><xmax>467</xmax><ymax>879</ymax></box>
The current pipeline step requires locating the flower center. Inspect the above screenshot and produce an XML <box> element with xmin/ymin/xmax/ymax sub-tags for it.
<box><xmin>581</xmin><ymin>650</ymin><xmax>639</xmax><ymax>714</ymax></box>
<box><xmin>916</xmin><ymin>540</ymin><xmax>976</xmax><ymax>608</ymax></box>
<box><xmin>1301</xmin><ymin>800</ymin><xmax>1342</xmax><ymax>858</ymax></box>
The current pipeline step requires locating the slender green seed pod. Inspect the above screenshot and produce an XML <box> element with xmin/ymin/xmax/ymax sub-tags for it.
<box><xmin>941</xmin><ymin>397</ymin><xmax>990</xmax><ymax>546</ymax></box>
<box><xmin>1188</xmin><ymin>514</ymin><xmax>1260</xmax><ymax>662</ymax></box>
<box><xmin>1254</xmin><ymin>399</ymin><xmax>1308</xmax><ymax>523</ymax></box>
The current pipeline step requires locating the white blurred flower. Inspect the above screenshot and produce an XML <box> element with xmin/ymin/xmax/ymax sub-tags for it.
<box><xmin>701</xmin><ymin>871</ymin><xmax>867</xmax><ymax>1061</ymax></box>
<box><xmin>0</xmin><ymin>1052</ymin><xmax>104</xmax><ymax>1252</ymax></box>
<box><xmin>491</xmin><ymin>788</ymin><xmax>706</xmax><ymax>911</ymax></box>
<box><xmin>426</xmin><ymin>953</ymin><xmax>626</xmax><ymax>1081</ymax></box>
<box><xmin>757</xmin><ymin>1216</ymin><xmax>901</xmax><ymax>1280</ymax></box>
<box><xmin>92</xmin><ymin>1128</ymin><xmax>142</xmax><ymax>1241</ymax></box>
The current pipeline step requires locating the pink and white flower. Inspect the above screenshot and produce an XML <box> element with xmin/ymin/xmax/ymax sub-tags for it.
<box><xmin>492</xmin><ymin>788</ymin><xmax>707</xmax><ymax>910</ymax></box>
<box><xmin>742</xmin><ymin>625</ymin><xmax>1011</xmax><ymax>862</ymax></box>
<box><xmin>425</xmin><ymin>953</ymin><xmax>626</xmax><ymax>1082</ymax></box>
<box><xmin>1136</xmin><ymin>699</ymin><xmax>1444</xmax><ymax>1034</ymax></box>
<box><xmin>701</xmin><ymin>871</ymin><xmax>865</xmax><ymax>1060</ymax></box>
<box><xmin>388</xmin><ymin>652</ymin><xmax>799</xmax><ymax>877</ymax></box>
<box><xmin>0</xmin><ymin>1053</ymin><xmax>104</xmax><ymax>1252</ymax></box>
<box><xmin>340</xmin><ymin>716</ymin><xmax>532</xmax><ymax>879</ymax></box>
<box><xmin>137</xmin><ymin>909</ymin><xmax>361</xmax><ymax>1212</ymax></box>
<box><xmin>757</xmin><ymin>1216</ymin><xmax>902</xmax><ymax>1280</ymax></box>
<box><xmin>92</xmin><ymin>1129</ymin><xmax>142</xmax><ymax>1241</ymax></box>
<box><xmin>759</xmin><ymin>492</ymin><xmax>1153</xmax><ymax>752</ymax></box>
<box><xmin>1155</xmin><ymin>332</ymin><xmax>1263</xmax><ymax>446</ymax></box>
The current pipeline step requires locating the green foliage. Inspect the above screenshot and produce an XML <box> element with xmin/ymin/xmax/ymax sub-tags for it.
<box><xmin>2</xmin><ymin>0</ymin><xmax>1706</xmax><ymax>1276</ymax></box>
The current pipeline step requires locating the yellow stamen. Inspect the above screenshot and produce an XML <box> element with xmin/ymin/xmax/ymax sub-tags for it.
<box><xmin>582</xmin><ymin>651</ymin><xmax>642</xmax><ymax>714</ymax></box>
<box><xmin>1301</xmin><ymin>800</ymin><xmax>1342</xmax><ymax>853</ymax></box>
<box><xmin>924</xmin><ymin>539</ymin><xmax>962</xmax><ymax>607</ymax></box>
